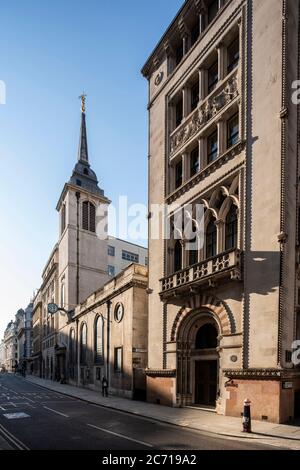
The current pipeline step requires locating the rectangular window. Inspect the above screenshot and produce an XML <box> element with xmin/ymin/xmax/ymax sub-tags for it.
<box><xmin>208</xmin><ymin>61</ymin><xmax>218</xmax><ymax>94</ymax></box>
<box><xmin>108</xmin><ymin>265</ymin><xmax>115</xmax><ymax>277</ymax></box>
<box><xmin>207</xmin><ymin>130</ymin><xmax>218</xmax><ymax>163</ymax></box>
<box><xmin>122</xmin><ymin>250</ymin><xmax>139</xmax><ymax>263</ymax></box>
<box><xmin>145</xmin><ymin>257</ymin><xmax>149</xmax><ymax>266</ymax></box>
<box><xmin>297</xmin><ymin>312</ymin><xmax>300</xmax><ymax>340</ymax></box>
<box><xmin>190</xmin><ymin>145</ymin><xmax>199</xmax><ymax>177</ymax></box>
<box><xmin>191</xmin><ymin>20</ymin><xmax>200</xmax><ymax>46</ymax></box>
<box><xmin>227</xmin><ymin>113</ymin><xmax>239</xmax><ymax>148</ymax></box>
<box><xmin>227</xmin><ymin>37</ymin><xmax>240</xmax><ymax>73</ymax></box>
<box><xmin>175</xmin><ymin>160</ymin><xmax>183</xmax><ymax>189</ymax></box>
<box><xmin>114</xmin><ymin>347</ymin><xmax>123</xmax><ymax>373</ymax></box>
<box><xmin>208</xmin><ymin>0</ymin><xmax>219</xmax><ymax>24</ymax></box>
<box><xmin>175</xmin><ymin>98</ymin><xmax>183</xmax><ymax>128</ymax></box>
<box><xmin>108</xmin><ymin>245</ymin><xmax>115</xmax><ymax>257</ymax></box>
<box><xmin>191</xmin><ymin>80</ymin><xmax>199</xmax><ymax>111</ymax></box>
<box><xmin>176</xmin><ymin>41</ymin><xmax>184</xmax><ymax>66</ymax></box>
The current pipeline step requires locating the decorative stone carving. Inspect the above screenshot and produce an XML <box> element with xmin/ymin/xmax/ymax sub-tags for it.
<box><xmin>170</xmin><ymin>71</ymin><xmax>239</xmax><ymax>156</ymax></box>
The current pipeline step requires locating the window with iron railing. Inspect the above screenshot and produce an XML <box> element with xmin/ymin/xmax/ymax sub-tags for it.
<box><xmin>207</xmin><ymin>130</ymin><xmax>218</xmax><ymax>163</ymax></box>
<box><xmin>208</xmin><ymin>61</ymin><xmax>218</xmax><ymax>94</ymax></box>
<box><xmin>191</xmin><ymin>80</ymin><xmax>200</xmax><ymax>111</ymax></box>
<box><xmin>175</xmin><ymin>160</ymin><xmax>183</xmax><ymax>189</ymax></box>
<box><xmin>227</xmin><ymin>113</ymin><xmax>239</xmax><ymax>148</ymax></box>
<box><xmin>206</xmin><ymin>219</ymin><xmax>217</xmax><ymax>258</ymax></box>
<box><xmin>190</xmin><ymin>145</ymin><xmax>200</xmax><ymax>177</ymax></box>
<box><xmin>227</xmin><ymin>37</ymin><xmax>240</xmax><ymax>73</ymax></box>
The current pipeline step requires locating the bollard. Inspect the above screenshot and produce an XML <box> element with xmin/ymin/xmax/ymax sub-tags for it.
<box><xmin>242</xmin><ymin>398</ymin><xmax>252</xmax><ymax>433</ymax></box>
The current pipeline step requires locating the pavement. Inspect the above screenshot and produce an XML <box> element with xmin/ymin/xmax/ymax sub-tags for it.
<box><xmin>20</xmin><ymin>374</ymin><xmax>300</xmax><ymax>450</ymax></box>
<box><xmin>0</xmin><ymin>373</ymin><xmax>275</xmax><ymax>450</ymax></box>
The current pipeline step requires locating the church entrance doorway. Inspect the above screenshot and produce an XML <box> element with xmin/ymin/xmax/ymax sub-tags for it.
<box><xmin>176</xmin><ymin>312</ymin><xmax>220</xmax><ymax>407</ymax></box>
<box><xmin>194</xmin><ymin>360</ymin><xmax>218</xmax><ymax>406</ymax></box>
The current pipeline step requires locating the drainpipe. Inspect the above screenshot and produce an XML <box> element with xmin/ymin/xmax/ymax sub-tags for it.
<box><xmin>106</xmin><ymin>300</ymin><xmax>112</xmax><ymax>388</ymax></box>
<box><xmin>76</xmin><ymin>318</ymin><xmax>80</xmax><ymax>387</ymax></box>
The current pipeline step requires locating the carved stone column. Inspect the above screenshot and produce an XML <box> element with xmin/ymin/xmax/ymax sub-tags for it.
<box><xmin>182</xmin><ymin>87</ymin><xmax>190</xmax><ymax>119</ymax></box>
<box><xmin>217</xmin><ymin>119</ymin><xmax>226</xmax><ymax>157</ymax></box>
<box><xmin>182</xmin><ymin>152</ymin><xmax>189</xmax><ymax>183</ymax></box>
<box><xmin>216</xmin><ymin>219</ymin><xmax>225</xmax><ymax>253</ymax></box>
<box><xmin>199</xmin><ymin>68</ymin><xmax>207</xmax><ymax>101</ymax></box>
<box><xmin>217</xmin><ymin>41</ymin><xmax>226</xmax><ymax>81</ymax></box>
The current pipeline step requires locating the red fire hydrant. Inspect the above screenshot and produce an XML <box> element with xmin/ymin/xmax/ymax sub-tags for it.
<box><xmin>242</xmin><ymin>398</ymin><xmax>252</xmax><ymax>433</ymax></box>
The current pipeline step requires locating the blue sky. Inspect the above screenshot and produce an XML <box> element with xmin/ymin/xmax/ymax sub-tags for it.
<box><xmin>0</xmin><ymin>0</ymin><xmax>183</xmax><ymax>337</ymax></box>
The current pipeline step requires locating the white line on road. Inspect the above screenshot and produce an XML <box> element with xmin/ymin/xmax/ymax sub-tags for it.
<box><xmin>0</xmin><ymin>423</ymin><xmax>30</xmax><ymax>450</ymax></box>
<box><xmin>43</xmin><ymin>406</ymin><xmax>69</xmax><ymax>418</ymax></box>
<box><xmin>86</xmin><ymin>423</ymin><xmax>153</xmax><ymax>448</ymax></box>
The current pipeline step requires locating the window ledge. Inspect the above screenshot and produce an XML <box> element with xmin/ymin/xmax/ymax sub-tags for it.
<box><xmin>167</xmin><ymin>139</ymin><xmax>245</xmax><ymax>204</ymax></box>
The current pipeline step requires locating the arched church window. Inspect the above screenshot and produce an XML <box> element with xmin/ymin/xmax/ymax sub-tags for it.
<box><xmin>61</xmin><ymin>204</ymin><xmax>66</xmax><ymax>234</ymax></box>
<box><xmin>206</xmin><ymin>219</ymin><xmax>217</xmax><ymax>258</ymax></box>
<box><xmin>82</xmin><ymin>201</ymin><xmax>96</xmax><ymax>233</ymax></box>
<box><xmin>225</xmin><ymin>205</ymin><xmax>238</xmax><ymax>250</ymax></box>
<box><xmin>94</xmin><ymin>315</ymin><xmax>104</xmax><ymax>364</ymax></box>
<box><xmin>174</xmin><ymin>240</ymin><xmax>182</xmax><ymax>272</ymax></box>
<box><xmin>195</xmin><ymin>324</ymin><xmax>218</xmax><ymax>349</ymax></box>
<box><xmin>69</xmin><ymin>329</ymin><xmax>75</xmax><ymax>364</ymax></box>
<box><xmin>80</xmin><ymin>323</ymin><xmax>87</xmax><ymax>364</ymax></box>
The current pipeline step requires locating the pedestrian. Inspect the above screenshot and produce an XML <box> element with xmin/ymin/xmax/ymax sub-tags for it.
<box><xmin>102</xmin><ymin>376</ymin><xmax>108</xmax><ymax>397</ymax></box>
<box><xmin>14</xmin><ymin>360</ymin><xmax>18</xmax><ymax>375</ymax></box>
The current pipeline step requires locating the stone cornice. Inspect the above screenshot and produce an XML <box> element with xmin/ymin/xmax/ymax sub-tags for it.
<box><xmin>141</xmin><ymin>0</ymin><xmax>233</xmax><ymax>80</ymax></box>
<box><xmin>145</xmin><ymin>369</ymin><xmax>176</xmax><ymax>378</ymax></box>
<box><xmin>224</xmin><ymin>368</ymin><xmax>283</xmax><ymax>380</ymax></box>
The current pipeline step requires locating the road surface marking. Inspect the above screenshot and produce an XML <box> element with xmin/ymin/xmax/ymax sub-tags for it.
<box><xmin>43</xmin><ymin>406</ymin><xmax>69</xmax><ymax>418</ymax></box>
<box><xmin>3</xmin><ymin>412</ymin><xmax>30</xmax><ymax>420</ymax></box>
<box><xmin>0</xmin><ymin>423</ymin><xmax>30</xmax><ymax>450</ymax></box>
<box><xmin>86</xmin><ymin>423</ymin><xmax>153</xmax><ymax>448</ymax></box>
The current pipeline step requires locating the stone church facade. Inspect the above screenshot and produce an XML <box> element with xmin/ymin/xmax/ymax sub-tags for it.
<box><xmin>31</xmin><ymin>99</ymin><xmax>148</xmax><ymax>395</ymax></box>
<box><xmin>142</xmin><ymin>0</ymin><xmax>300</xmax><ymax>423</ymax></box>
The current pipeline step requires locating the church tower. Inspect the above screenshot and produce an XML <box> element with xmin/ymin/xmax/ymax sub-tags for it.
<box><xmin>56</xmin><ymin>95</ymin><xmax>110</xmax><ymax>311</ymax></box>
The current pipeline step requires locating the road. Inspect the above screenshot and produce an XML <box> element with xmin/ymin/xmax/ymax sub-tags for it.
<box><xmin>0</xmin><ymin>374</ymin><xmax>277</xmax><ymax>450</ymax></box>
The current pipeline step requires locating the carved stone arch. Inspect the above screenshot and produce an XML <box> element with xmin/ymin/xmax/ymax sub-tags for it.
<box><xmin>204</xmin><ymin>208</ymin><xmax>218</xmax><ymax>228</ymax></box>
<box><xmin>219</xmin><ymin>196</ymin><xmax>239</xmax><ymax>222</ymax></box>
<box><xmin>171</xmin><ymin>294</ymin><xmax>236</xmax><ymax>342</ymax></box>
<box><xmin>229</xmin><ymin>175</ymin><xmax>239</xmax><ymax>195</ymax></box>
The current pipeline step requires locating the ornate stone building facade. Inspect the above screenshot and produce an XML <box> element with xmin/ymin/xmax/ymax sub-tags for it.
<box><xmin>142</xmin><ymin>0</ymin><xmax>300</xmax><ymax>423</ymax></box>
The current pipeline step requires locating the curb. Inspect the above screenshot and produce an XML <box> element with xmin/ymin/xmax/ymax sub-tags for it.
<box><xmin>24</xmin><ymin>377</ymin><xmax>300</xmax><ymax>446</ymax></box>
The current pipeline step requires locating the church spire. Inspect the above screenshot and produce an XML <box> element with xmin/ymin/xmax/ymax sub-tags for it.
<box><xmin>78</xmin><ymin>93</ymin><xmax>89</xmax><ymax>165</ymax></box>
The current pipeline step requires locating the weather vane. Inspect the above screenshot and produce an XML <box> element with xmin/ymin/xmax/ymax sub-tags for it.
<box><xmin>79</xmin><ymin>92</ymin><xmax>87</xmax><ymax>113</ymax></box>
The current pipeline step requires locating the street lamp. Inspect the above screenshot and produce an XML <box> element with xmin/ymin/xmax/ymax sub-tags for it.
<box><xmin>47</xmin><ymin>303</ymin><xmax>75</xmax><ymax>323</ymax></box>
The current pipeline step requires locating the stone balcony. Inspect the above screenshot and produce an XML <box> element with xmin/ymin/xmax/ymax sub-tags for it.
<box><xmin>170</xmin><ymin>69</ymin><xmax>239</xmax><ymax>159</ymax></box>
<box><xmin>160</xmin><ymin>248</ymin><xmax>242</xmax><ymax>300</ymax></box>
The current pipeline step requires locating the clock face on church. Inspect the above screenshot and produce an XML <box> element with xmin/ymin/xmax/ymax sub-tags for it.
<box><xmin>114</xmin><ymin>303</ymin><xmax>124</xmax><ymax>323</ymax></box>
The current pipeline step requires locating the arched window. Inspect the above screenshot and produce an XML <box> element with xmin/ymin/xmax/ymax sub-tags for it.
<box><xmin>80</xmin><ymin>323</ymin><xmax>87</xmax><ymax>364</ymax></box>
<box><xmin>61</xmin><ymin>204</ymin><xmax>66</xmax><ymax>234</ymax></box>
<box><xmin>69</xmin><ymin>329</ymin><xmax>75</xmax><ymax>364</ymax></box>
<box><xmin>225</xmin><ymin>205</ymin><xmax>238</xmax><ymax>250</ymax></box>
<box><xmin>174</xmin><ymin>240</ymin><xmax>182</xmax><ymax>272</ymax></box>
<box><xmin>195</xmin><ymin>324</ymin><xmax>218</xmax><ymax>349</ymax></box>
<box><xmin>82</xmin><ymin>201</ymin><xmax>96</xmax><ymax>233</ymax></box>
<box><xmin>61</xmin><ymin>283</ymin><xmax>65</xmax><ymax>308</ymax></box>
<box><xmin>94</xmin><ymin>316</ymin><xmax>104</xmax><ymax>364</ymax></box>
<box><xmin>206</xmin><ymin>219</ymin><xmax>217</xmax><ymax>258</ymax></box>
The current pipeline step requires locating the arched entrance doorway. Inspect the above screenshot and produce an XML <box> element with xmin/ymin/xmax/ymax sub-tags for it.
<box><xmin>177</xmin><ymin>311</ymin><xmax>220</xmax><ymax>408</ymax></box>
